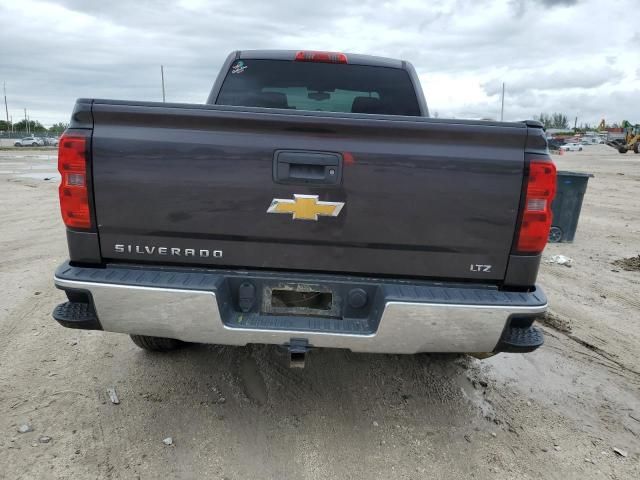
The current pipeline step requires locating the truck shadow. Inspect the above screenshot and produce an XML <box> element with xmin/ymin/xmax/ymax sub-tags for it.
<box><xmin>103</xmin><ymin>342</ymin><xmax>499</xmax><ymax>477</ymax></box>
<box><xmin>129</xmin><ymin>342</ymin><xmax>493</xmax><ymax>429</ymax></box>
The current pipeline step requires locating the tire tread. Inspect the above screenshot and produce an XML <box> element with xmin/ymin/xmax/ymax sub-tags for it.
<box><xmin>130</xmin><ymin>334</ymin><xmax>183</xmax><ymax>352</ymax></box>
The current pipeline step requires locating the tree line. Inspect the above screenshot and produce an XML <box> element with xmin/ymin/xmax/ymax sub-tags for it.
<box><xmin>533</xmin><ymin>113</ymin><xmax>629</xmax><ymax>131</ymax></box>
<box><xmin>0</xmin><ymin>120</ymin><xmax>69</xmax><ymax>135</ymax></box>
<box><xmin>534</xmin><ymin>113</ymin><xmax>569</xmax><ymax>129</ymax></box>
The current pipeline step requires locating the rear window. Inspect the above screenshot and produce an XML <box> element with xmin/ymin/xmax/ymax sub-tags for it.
<box><xmin>215</xmin><ymin>59</ymin><xmax>421</xmax><ymax>116</ymax></box>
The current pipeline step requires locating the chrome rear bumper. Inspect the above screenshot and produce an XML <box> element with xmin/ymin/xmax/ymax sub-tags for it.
<box><xmin>53</xmin><ymin>262</ymin><xmax>547</xmax><ymax>354</ymax></box>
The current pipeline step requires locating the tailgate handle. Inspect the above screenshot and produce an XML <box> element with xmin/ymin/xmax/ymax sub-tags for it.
<box><xmin>273</xmin><ymin>150</ymin><xmax>342</xmax><ymax>185</ymax></box>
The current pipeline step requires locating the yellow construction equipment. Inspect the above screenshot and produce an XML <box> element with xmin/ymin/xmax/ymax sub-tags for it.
<box><xmin>605</xmin><ymin>120</ymin><xmax>640</xmax><ymax>154</ymax></box>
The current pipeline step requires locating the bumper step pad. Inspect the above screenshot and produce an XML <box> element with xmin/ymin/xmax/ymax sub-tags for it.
<box><xmin>495</xmin><ymin>325</ymin><xmax>544</xmax><ymax>353</ymax></box>
<box><xmin>53</xmin><ymin>301</ymin><xmax>102</xmax><ymax>330</ymax></box>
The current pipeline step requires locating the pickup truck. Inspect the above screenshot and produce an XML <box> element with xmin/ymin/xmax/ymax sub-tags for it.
<box><xmin>53</xmin><ymin>50</ymin><xmax>555</xmax><ymax>366</ymax></box>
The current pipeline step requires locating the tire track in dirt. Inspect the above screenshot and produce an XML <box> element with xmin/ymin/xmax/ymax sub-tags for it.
<box><xmin>0</xmin><ymin>289</ymin><xmax>57</xmax><ymax>356</ymax></box>
<box><xmin>541</xmin><ymin>311</ymin><xmax>640</xmax><ymax>381</ymax></box>
<box><xmin>541</xmin><ymin>261</ymin><xmax>640</xmax><ymax>379</ymax></box>
<box><xmin>592</xmin><ymin>282</ymin><xmax>640</xmax><ymax>311</ymax></box>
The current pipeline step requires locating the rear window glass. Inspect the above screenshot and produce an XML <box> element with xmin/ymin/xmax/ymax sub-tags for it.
<box><xmin>216</xmin><ymin>59</ymin><xmax>421</xmax><ymax>116</ymax></box>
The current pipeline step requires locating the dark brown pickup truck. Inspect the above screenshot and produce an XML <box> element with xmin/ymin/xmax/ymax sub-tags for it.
<box><xmin>52</xmin><ymin>50</ymin><xmax>556</xmax><ymax>366</ymax></box>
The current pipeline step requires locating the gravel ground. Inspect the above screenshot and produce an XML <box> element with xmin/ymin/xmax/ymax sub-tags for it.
<box><xmin>0</xmin><ymin>145</ymin><xmax>639</xmax><ymax>479</ymax></box>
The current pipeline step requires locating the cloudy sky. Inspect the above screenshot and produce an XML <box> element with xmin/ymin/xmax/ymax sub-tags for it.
<box><xmin>1</xmin><ymin>0</ymin><xmax>638</xmax><ymax>126</ymax></box>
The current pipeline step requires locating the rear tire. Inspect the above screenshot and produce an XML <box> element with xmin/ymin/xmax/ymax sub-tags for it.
<box><xmin>130</xmin><ymin>334</ymin><xmax>185</xmax><ymax>352</ymax></box>
<box><xmin>634</xmin><ymin>144</ymin><xmax>639</xmax><ymax>154</ymax></box>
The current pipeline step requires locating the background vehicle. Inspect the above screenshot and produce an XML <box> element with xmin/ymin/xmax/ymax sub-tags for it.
<box><xmin>43</xmin><ymin>137</ymin><xmax>60</xmax><ymax>146</ymax></box>
<box><xmin>547</xmin><ymin>138</ymin><xmax>565</xmax><ymax>152</ymax></box>
<box><xmin>560</xmin><ymin>142</ymin><xmax>583</xmax><ymax>152</ymax></box>
<box><xmin>52</xmin><ymin>50</ymin><xmax>555</xmax><ymax>364</ymax></box>
<box><xmin>14</xmin><ymin>136</ymin><xmax>44</xmax><ymax>147</ymax></box>
<box><xmin>580</xmin><ymin>136</ymin><xmax>605</xmax><ymax>144</ymax></box>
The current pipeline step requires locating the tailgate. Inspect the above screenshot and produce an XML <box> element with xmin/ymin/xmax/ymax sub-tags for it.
<box><xmin>91</xmin><ymin>102</ymin><xmax>527</xmax><ymax>281</ymax></box>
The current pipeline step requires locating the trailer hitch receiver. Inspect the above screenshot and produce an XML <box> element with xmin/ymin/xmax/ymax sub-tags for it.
<box><xmin>287</xmin><ymin>338</ymin><xmax>310</xmax><ymax>368</ymax></box>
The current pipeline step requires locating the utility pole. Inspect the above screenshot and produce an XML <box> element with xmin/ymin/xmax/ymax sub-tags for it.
<box><xmin>24</xmin><ymin>108</ymin><xmax>28</xmax><ymax>134</ymax></box>
<box><xmin>500</xmin><ymin>82</ymin><xmax>505</xmax><ymax>122</ymax></box>
<box><xmin>160</xmin><ymin>65</ymin><xmax>166</xmax><ymax>102</ymax></box>
<box><xmin>3</xmin><ymin>81</ymin><xmax>8</xmax><ymax>128</ymax></box>
<box><xmin>574</xmin><ymin>115</ymin><xmax>578</xmax><ymax>131</ymax></box>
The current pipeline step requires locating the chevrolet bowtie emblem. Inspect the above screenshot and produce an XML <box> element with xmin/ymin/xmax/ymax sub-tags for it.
<box><xmin>267</xmin><ymin>194</ymin><xmax>345</xmax><ymax>221</ymax></box>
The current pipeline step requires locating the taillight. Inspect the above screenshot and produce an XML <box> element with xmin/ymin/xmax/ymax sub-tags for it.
<box><xmin>58</xmin><ymin>132</ymin><xmax>91</xmax><ymax>229</ymax></box>
<box><xmin>515</xmin><ymin>160</ymin><xmax>557</xmax><ymax>254</ymax></box>
<box><xmin>295</xmin><ymin>51</ymin><xmax>348</xmax><ymax>64</ymax></box>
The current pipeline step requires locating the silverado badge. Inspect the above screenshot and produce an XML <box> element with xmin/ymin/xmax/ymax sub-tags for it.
<box><xmin>267</xmin><ymin>194</ymin><xmax>344</xmax><ymax>221</ymax></box>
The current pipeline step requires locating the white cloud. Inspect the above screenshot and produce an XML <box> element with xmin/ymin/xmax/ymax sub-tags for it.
<box><xmin>482</xmin><ymin>66</ymin><xmax>622</xmax><ymax>96</ymax></box>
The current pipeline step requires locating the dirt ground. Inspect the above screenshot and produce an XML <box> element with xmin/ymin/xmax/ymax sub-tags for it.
<box><xmin>0</xmin><ymin>145</ymin><xmax>639</xmax><ymax>479</ymax></box>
